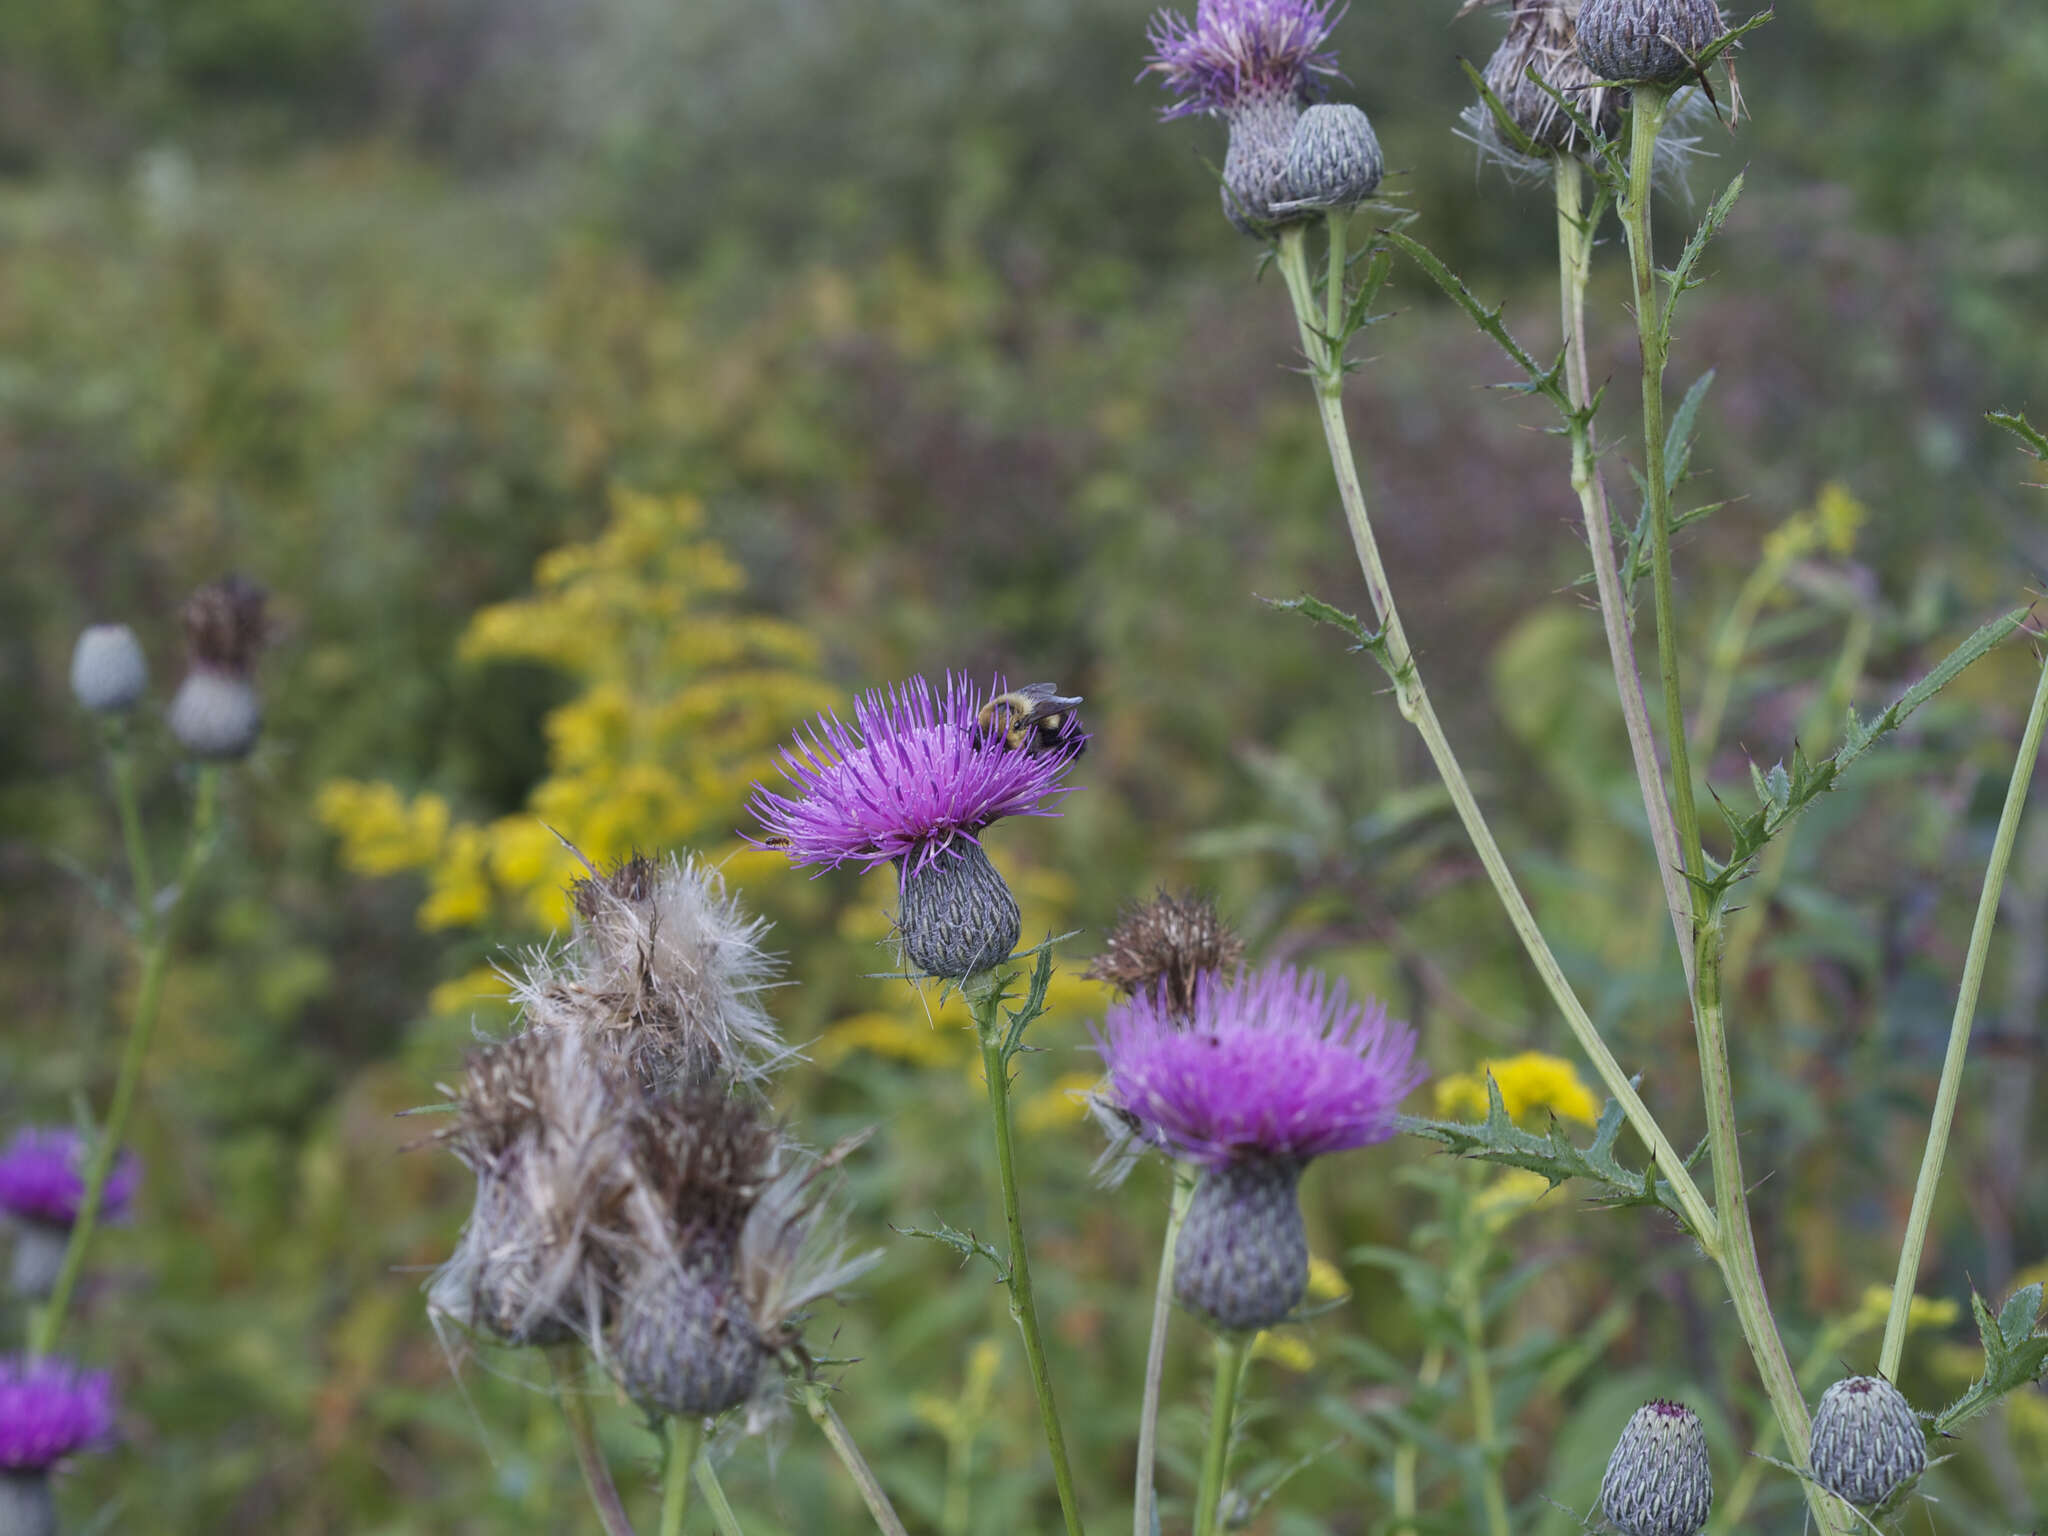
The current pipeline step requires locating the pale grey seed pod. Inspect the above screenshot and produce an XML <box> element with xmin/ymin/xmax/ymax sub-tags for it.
<box><xmin>1221</xmin><ymin>89</ymin><xmax>1308</xmax><ymax>234</ymax></box>
<box><xmin>1274</xmin><ymin>104</ymin><xmax>1383</xmax><ymax>214</ymax></box>
<box><xmin>896</xmin><ymin>841</ymin><xmax>1021</xmax><ymax>979</ymax></box>
<box><xmin>1576</xmin><ymin>0</ymin><xmax>1725</xmax><ymax>86</ymax></box>
<box><xmin>7</xmin><ymin>1224</ymin><xmax>67</xmax><ymax>1302</ymax></box>
<box><xmin>69</xmin><ymin>624</ymin><xmax>148</xmax><ymax>714</ymax></box>
<box><xmin>167</xmin><ymin>670</ymin><xmax>262</xmax><ymax>760</ymax></box>
<box><xmin>1173</xmin><ymin>1156</ymin><xmax>1308</xmax><ymax>1332</ymax></box>
<box><xmin>1600</xmin><ymin>1399</ymin><xmax>1712</xmax><ymax>1536</ymax></box>
<box><xmin>0</xmin><ymin>1472</ymin><xmax>55</xmax><ymax>1536</ymax></box>
<box><xmin>1809</xmin><ymin>1376</ymin><xmax>1925</xmax><ymax>1509</ymax></box>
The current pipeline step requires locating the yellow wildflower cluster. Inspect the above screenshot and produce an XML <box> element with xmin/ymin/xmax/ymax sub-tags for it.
<box><xmin>1250</xmin><ymin>1256</ymin><xmax>1350</xmax><ymax>1372</ymax></box>
<box><xmin>1759</xmin><ymin>481</ymin><xmax>1868</xmax><ymax>570</ymax></box>
<box><xmin>318</xmin><ymin>486</ymin><xmax>837</xmax><ymax>938</ymax></box>
<box><xmin>1433</xmin><ymin>1051</ymin><xmax>1599</xmax><ymax>1127</ymax></box>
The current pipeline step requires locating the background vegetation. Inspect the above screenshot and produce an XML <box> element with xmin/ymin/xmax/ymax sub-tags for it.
<box><xmin>2</xmin><ymin>0</ymin><xmax>2045</xmax><ymax>1529</ymax></box>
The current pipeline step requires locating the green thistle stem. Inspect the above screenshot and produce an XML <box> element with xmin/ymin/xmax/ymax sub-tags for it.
<box><xmin>1553</xmin><ymin>158</ymin><xmax>1695</xmax><ymax>984</ymax></box>
<box><xmin>548</xmin><ymin>1349</ymin><xmax>639</xmax><ymax>1536</ymax></box>
<box><xmin>1879</xmin><ymin>649</ymin><xmax>2048</xmax><ymax>1378</ymax></box>
<box><xmin>1390</xmin><ymin>1342</ymin><xmax>1445</xmax><ymax>1534</ymax></box>
<box><xmin>660</xmin><ymin>1417</ymin><xmax>702</xmax><ymax>1536</ymax></box>
<box><xmin>1273</xmin><ymin>218</ymin><xmax>1718</xmax><ymax>1249</ymax></box>
<box><xmin>967</xmin><ymin>974</ymin><xmax>1086</xmax><ymax>1536</ymax></box>
<box><xmin>1460</xmin><ymin>1286</ymin><xmax>1511</xmax><ymax>1536</ymax></box>
<box><xmin>800</xmin><ymin>1382</ymin><xmax>910</xmax><ymax>1536</ymax></box>
<box><xmin>32</xmin><ymin>763</ymin><xmax>220</xmax><ymax>1357</ymax></box>
<box><xmin>1192</xmin><ymin>1333</ymin><xmax>1250</xmax><ymax>1536</ymax></box>
<box><xmin>693</xmin><ymin>1456</ymin><xmax>744</xmax><ymax>1536</ymax></box>
<box><xmin>1133</xmin><ymin>1163</ymin><xmax>1198</xmax><ymax>1536</ymax></box>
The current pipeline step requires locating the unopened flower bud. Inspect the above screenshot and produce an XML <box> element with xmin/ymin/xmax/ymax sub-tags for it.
<box><xmin>168</xmin><ymin>672</ymin><xmax>261</xmax><ymax>760</ymax></box>
<box><xmin>1600</xmin><ymin>1399</ymin><xmax>1712</xmax><ymax>1536</ymax></box>
<box><xmin>1809</xmin><ymin>1376</ymin><xmax>1925</xmax><ymax>1510</ymax></box>
<box><xmin>68</xmin><ymin>625</ymin><xmax>147</xmax><ymax>714</ymax></box>
<box><xmin>1173</xmin><ymin>1156</ymin><xmax>1308</xmax><ymax>1331</ymax></box>
<box><xmin>1221</xmin><ymin>92</ymin><xmax>1307</xmax><ymax>233</ymax></box>
<box><xmin>896</xmin><ymin>841</ymin><xmax>1021</xmax><ymax>979</ymax></box>
<box><xmin>1576</xmin><ymin>0</ymin><xmax>1724</xmax><ymax>87</ymax></box>
<box><xmin>1275</xmin><ymin>104</ymin><xmax>1383</xmax><ymax>213</ymax></box>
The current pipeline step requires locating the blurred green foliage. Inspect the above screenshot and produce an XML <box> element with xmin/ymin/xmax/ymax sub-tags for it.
<box><xmin>3</xmin><ymin>0</ymin><xmax>2048</xmax><ymax>1530</ymax></box>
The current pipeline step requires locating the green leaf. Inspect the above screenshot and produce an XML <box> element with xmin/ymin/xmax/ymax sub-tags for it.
<box><xmin>1397</xmin><ymin>1079</ymin><xmax>1697</xmax><ymax>1231</ymax></box>
<box><xmin>1662</xmin><ymin>369</ymin><xmax>1717</xmax><ymax>494</ymax></box>
<box><xmin>1663</xmin><ymin>177</ymin><xmax>1744</xmax><ymax>321</ymax></box>
<box><xmin>1934</xmin><ymin>1283</ymin><xmax>2048</xmax><ymax>1436</ymax></box>
<box><xmin>1263</xmin><ymin>591</ymin><xmax>1410</xmax><ymax>692</ymax></box>
<box><xmin>1458</xmin><ymin>56</ymin><xmax>1540</xmax><ymax>161</ymax></box>
<box><xmin>1988</xmin><ymin>408</ymin><xmax>2048</xmax><ymax>467</ymax></box>
<box><xmin>897</xmin><ymin>1220</ymin><xmax>1007</xmax><ymax>1281</ymax></box>
<box><xmin>1708</xmin><ymin>609</ymin><xmax>2028</xmax><ymax>900</ymax></box>
<box><xmin>1383</xmin><ymin>230</ymin><xmax>1570</xmax><ymax>413</ymax></box>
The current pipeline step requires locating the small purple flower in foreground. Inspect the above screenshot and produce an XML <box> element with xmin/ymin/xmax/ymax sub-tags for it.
<box><xmin>749</xmin><ymin>674</ymin><xmax>1085</xmax><ymax>978</ymax></box>
<box><xmin>1144</xmin><ymin>0</ymin><xmax>1347</xmax><ymax>230</ymax></box>
<box><xmin>0</xmin><ymin>1357</ymin><xmax>114</xmax><ymax>1471</ymax></box>
<box><xmin>0</xmin><ymin>1130</ymin><xmax>138</xmax><ymax>1230</ymax></box>
<box><xmin>1099</xmin><ymin>965</ymin><xmax>1421</xmax><ymax>1329</ymax></box>
<box><xmin>1144</xmin><ymin>0</ymin><xmax>1341</xmax><ymax>120</ymax></box>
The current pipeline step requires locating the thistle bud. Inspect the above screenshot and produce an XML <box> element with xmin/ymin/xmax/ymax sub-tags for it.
<box><xmin>1808</xmin><ymin>1376</ymin><xmax>1925</xmax><ymax>1510</ymax></box>
<box><xmin>611</xmin><ymin>1267</ymin><xmax>768</xmax><ymax>1418</ymax></box>
<box><xmin>1575</xmin><ymin>0</ymin><xmax>1725</xmax><ymax>87</ymax></box>
<box><xmin>167</xmin><ymin>576</ymin><xmax>269</xmax><ymax>760</ymax></box>
<box><xmin>1172</xmin><ymin>1156</ymin><xmax>1308</xmax><ymax>1332</ymax></box>
<box><xmin>896</xmin><ymin>841</ymin><xmax>1021</xmax><ymax>980</ymax></box>
<box><xmin>1471</xmin><ymin>0</ymin><xmax>1626</xmax><ymax>160</ymax></box>
<box><xmin>1275</xmin><ymin>104</ymin><xmax>1383</xmax><ymax>214</ymax></box>
<box><xmin>1600</xmin><ymin>1400</ymin><xmax>1712</xmax><ymax>1536</ymax></box>
<box><xmin>68</xmin><ymin>625</ymin><xmax>148</xmax><ymax>714</ymax></box>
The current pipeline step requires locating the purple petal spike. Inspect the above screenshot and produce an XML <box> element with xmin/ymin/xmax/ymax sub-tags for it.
<box><xmin>1143</xmin><ymin>0</ymin><xmax>1343</xmax><ymax>120</ymax></box>
<box><xmin>0</xmin><ymin>1130</ymin><xmax>139</xmax><ymax>1230</ymax></box>
<box><xmin>0</xmin><ymin>1357</ymin><xmax>115</xmax><ymax>1471</ymax></box>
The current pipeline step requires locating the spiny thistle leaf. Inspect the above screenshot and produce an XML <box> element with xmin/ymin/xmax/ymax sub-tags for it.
<box><xmin>1397</xmin><ymin>1079</ymin><xmax>1696</xmax><ymax>1229</ymax></box>
<box><xmin>1459</xmin><ymin>56</ymin><xmax>1541</xmax><ymax>161</ymax></box>
<box><xmin>1261</xmin><ymin>593</ymin><xmax>1410</xmax><ymax>693</ymax></box>
<box><xmin>1662</xmin><ymin>176</ymin><xmax>1745</xmax><ymax>320</ymax></box>
<box><xmin>1988</xmin><ymin>409</ymin><xmax>2048</xmax><ymax>489</ymax></box>
<box><xmin>897</xmin><ymin>1220</ymin><xmax>1007</xmax><ymax>1280</ymax></box>
<box><xmin>1933</xmin><ymin>1283</ymin><xmax>2047</xmax><ymax>1436</ymax></box>
<box><xmin>1383</xmin><ymin>231</ymin><xmax>1570</xmax><ymax>414</ymax></box>
<box><xmin>1708</xmin><ymin>609</ymin><xmax>2029</xmax><ymax>899</ymax></box>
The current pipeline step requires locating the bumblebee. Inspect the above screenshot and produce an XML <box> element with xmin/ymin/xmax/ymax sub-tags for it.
<box><xmin>975</xmin><ymin>683</ymin><xmax>1085</xmax><ymax>758</ymax></box>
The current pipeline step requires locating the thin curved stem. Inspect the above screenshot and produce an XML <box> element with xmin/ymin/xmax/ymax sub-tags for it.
<box><xmin>1274</xmin><ymin>220</ymin><xmax>1718</xmax><ymax>1249</ymax></box>
<box><xmin>693</xmin><ymin>1456</ymin><xmax>744</xmax><ymax>1536</ymax></box>
<box><xmin>1192</xmin><ymin>1333</ymin><xmax>1250</xmax><ymax>1536</ymax></box>
<box><xmin>800</xmin><ymin>1383</ymin><xmax>910</xmax><ymax>1536</ymax></box>
<box><xmin>549</xmin><ymin>1348</ymin><xmax>639</xmax><ymax>1536</ymax></box>
<box><xmin>1879</xmin><ymin>649</ymin><xmax>2048</xmax><ymax>1378</ymax></box>
<box><xmin>32</xmin><ymin>764</ymin><xmax>219</xmax><ymax>1357</ymax></box>
<box><xmin>967</xmin><ymin>977</ymin><xmax>1086</xmax><ymax>1536</ymax></box>
<box><xmin>1459</xmin><ymin>1287</ymin><xmax>1511</xmax><ymax>1536</ymax></box>
<box><xmin>1622</xmin><ymin>91</ymin><xmax>1705</xmax><ymax>897</ymax></box>
<box><xmin>1390</xmin><ymin>1342</ymin><xmax>1445</xmax><ymax>1535</ymax></box>
<box><xmin>1133</xmin><ymin>1164</ymin><xmax>1197</xmax><ymax>1536</ymax></box>
<box><xmin>1553</xmin><ymin>158</ymin><xmax>1695</xmax><ymax>991</ymax></box>
<box><xmin>660</xmin><ymin>1417</ymin><xmax>702</xmax><ymax>1536</ymax></box>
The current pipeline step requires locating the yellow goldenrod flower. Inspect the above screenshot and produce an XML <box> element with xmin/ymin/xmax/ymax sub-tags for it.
<box><xmin>1434</xmin><ymin>1051</ymin><xmax>1598</xmax><ymax>1126</ymax></box>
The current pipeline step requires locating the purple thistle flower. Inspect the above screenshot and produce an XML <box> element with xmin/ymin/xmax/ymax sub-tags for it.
<box><xmin>750</xmin><ymin>674</ymin><xmax>1085</xmax><ymax>979</ymax></box>
<box><xmin>1097</xmin><ymin>965</ymin><xmax>1421</xmax><ymax>1167</ymax></box>
<box><xmin>1143</xmin><ymin>0</ymin><xmax>1343</xmax><ymax>120</ymax></box>
<box><xmin>748</xmin><ymin>674</ymin><xmax>1083</xmax><ymax>874</ymax></box>
<box><xmin>0</xmin><ymin>1357</ymin><xmax>114</xmax><ymax>1471</ymax></box>
<box><xmin>0</xmin><ymin>1130</ymin><xmax>139</xmax><ymax>1230</ymax></box>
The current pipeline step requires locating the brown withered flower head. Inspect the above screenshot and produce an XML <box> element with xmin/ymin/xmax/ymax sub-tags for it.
<box><xmin>167</xmin><ymin>574</ymin><xmax>269</xmax><ymax>759</ymax></box>
<box><xmin>426</xmin><ymin>1030</ymin><xmax>639</xmax><ymax>1348</ymax></box>
<box><xmin>1086</xmin><ymin>889</ymin><xmax>1246</xmax><ymax>1021</ymax></box>
<box><xmin>513</xmin><ymin>849</ymin><xmax>790</xmax><ymax>1095</ymax></box>
<box><xmin>1466</xmin><ymin>0</ymin><xmax>1626</xmax><ymax>161</ymax></box>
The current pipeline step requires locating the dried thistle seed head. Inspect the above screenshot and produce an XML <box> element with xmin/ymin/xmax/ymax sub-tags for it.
<box><xmin>1475</xmin><ymin>0</ymin><xmax>1626</xmax><ymax>157</ymax></box>
<box><xmin>1085</xmin><ymin>889</ymin><xmax>1245</xmax><ymax>1021</ymax></box>
<box><xmin>69</xmin><ymin>625</ymin><xmax>148</xmax><ymax>714</ymax></box>
<box><xmin>626</xmin><ymin>1086</ymin><xmax>780</xmax><ymax>1252</ymax></box>
<box><xmin>1809</xmin><ymin>1376</ymin><xmax>1926</xmax><ymax>1510</ymax></box>
<box><xmin>1599</xmin><ymin>1400</ymin><xmax>1712</xmax><ymax>1536</ymax></box>
<box><xmin>1173</xmin><ymin>1156</ymin><xmax>1308</xmax><ymax>1331</ymax></box>
<box><xmin>534</xmin><ymin>850</ymin><xmax>788</xmax><ymax>1092</ymax></box>
<box><xmin>179</xmin><ymin>575</ymin><xmax>268</xmax><ymax>678</ymax></box>
<box><xmin>429</xmin><ymin>1031</ymin><xmax>639</xmax><ymax>1346</ymax></box>
<box><xmin>1274</xmin><ymin>103</ymin><xmax>1383</xmax><ymax>213</ymax></box>
<box><xmin>1575</xmin><ymin>0</ymin><xmax>1725</xmax><ymax>87</ymax></box>
<box><xmin>895</xmin><ymin>840</ymin><xmax>1021</xmax><ymax>980</ymax></box>
<box><xmin>736</xmin><ymin>1139</ymin><xmax>882</xmax><ymax>1366</ymax></box>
